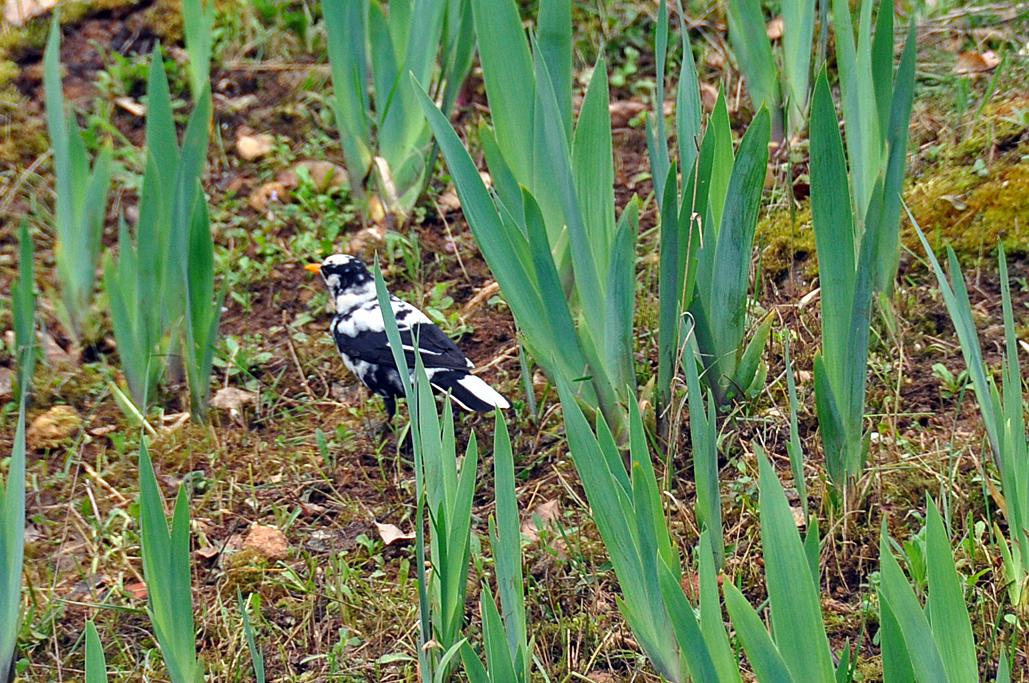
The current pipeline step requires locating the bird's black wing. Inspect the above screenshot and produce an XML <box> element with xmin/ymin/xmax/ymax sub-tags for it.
<box><xmin>333</xmin><ymin>320</ymin><xmax>472</xmax><ymax>371</ymax></box>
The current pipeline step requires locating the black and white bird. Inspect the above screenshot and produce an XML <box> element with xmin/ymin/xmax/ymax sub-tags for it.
<box><xmin>306</xmin><ymin>254</ymin><xmax>510</xmax><ymax>416</ymax></box>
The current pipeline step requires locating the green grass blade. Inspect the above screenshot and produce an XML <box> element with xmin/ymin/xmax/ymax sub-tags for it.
<box><xmin>0</xmin><ymin>406</ymin><xmax>27</xmax><ymax>682</ymax></box>
<box><xmin>12</xmin><ymin>220</ymin><xmax>35</xmax><ymax>403</ymax></box>
<box><xmin>84</xmin><ymin>621</ymin><xmax>108</xmax><ymax>683</ymax></box>
<box><xmin>783</xmin><ymin>337</ymin><xmax>807</xmax><ymax>518</ymax></box>
<box><xmin>237</xmin><ymin>591</ymin><xmax>266</xmax><ymax>683</ymax></box>
<box><xmin>685</xmin><ymin>339</ymin><xmax>723</xmax><ymax>567</ymax></box>
<box><xmin>910</xmin><ymin>212</ymin><xmax>1000</xmax><ymax>460</ymax></box>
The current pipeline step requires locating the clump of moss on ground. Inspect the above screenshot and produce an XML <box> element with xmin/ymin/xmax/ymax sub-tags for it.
<box><xmin>904</xmin><ymin>153</ymin><xmax>1029</xmax><ymax>259</ymax></box>
<box><xmin>757</xmin><ymin>204</ymin><xmax>816</xmax><ymax>279</ymax></box>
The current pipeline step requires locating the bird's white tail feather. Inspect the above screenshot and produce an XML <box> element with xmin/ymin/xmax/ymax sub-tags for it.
<box><xmin>456</xmin><ymin>374</ymin><xmax>510</xmax><ymax>409</ymax></box>
<box><xmin>427</xmin><ymin>370</ymin><xmax>509</xmax><ymax>412</ymax></box>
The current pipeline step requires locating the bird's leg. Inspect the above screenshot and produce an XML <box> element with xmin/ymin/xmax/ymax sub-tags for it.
<box><xmin>384</xmin><ymin>396</ymin><xmax>397</xmax><ymax>421</ymax></box>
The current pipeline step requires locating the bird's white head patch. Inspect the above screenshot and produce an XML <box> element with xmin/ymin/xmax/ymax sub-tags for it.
<box><xmin>317</xmin><ymin>253</ymin><xmax>375</xmax><ymax>312</ymax></box>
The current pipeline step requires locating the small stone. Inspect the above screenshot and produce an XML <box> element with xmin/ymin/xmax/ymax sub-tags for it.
<box><xmin>249</xmin><ymin>181</ymin><xmax>289</xmax><ymax>211</ymax></box>
<box><xmin>279</xmin><ymin>160</ymin><xmax>349</xmax><ymax>193</ymax></box>
<box><xmin>243</xmin><ymin>524</ymin><xmax>289</xmax><ymax>561</ymax></box>
<box><xmin>27</xmin><ymin>405</ymin><xmax>81</xmax><ymax>449</ymax></box>
<box><xmin>236</xmin><ymin>131</ymin><xmax>276</xmax><ymax>161</ymax></box>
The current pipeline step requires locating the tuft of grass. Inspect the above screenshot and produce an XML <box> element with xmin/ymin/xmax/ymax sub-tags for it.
<box><xmin>138</xmin><ymin>438</ymin><xmax>204</xmax><ymax>682</ymax></box>
<box><xmin>43</xmin><ymin>12</ymin><xmax>113</xmax><ymax>343</ymax></box>
<box><xmin>321</xmin><ymin>0</ymin><xmax>474</xmax><ymax>221</ymax></box>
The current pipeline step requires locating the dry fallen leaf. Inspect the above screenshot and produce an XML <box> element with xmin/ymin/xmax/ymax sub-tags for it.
<box><xmin>211</xmin><ymin>387</ymin><xmax>257</xmax><ymax>414</ymax></box>
<box><xmin>41</xmin><ymin>332</ymin><xmax>76</xmax><ymax>366</ymax></box>
<box><xmin>27</xmin><ymin>405</ymin><xmax>82</xmax><ymax>449</ymax></box>
<box><xmin>125</xmin><ymin>580</ymin><xmax>148</xmax><ymax>600</ymax></box>
<box><xmin>0</xmin><ymin>367</ymin><xmax>11</xmax><ymax>400</ymax></box>
<box><xmin>236</xmin><ymin>131</ymin><xmax>276</xmax><ymax>160</ymax></box>
<box><xmin>285</xmin><ymin>160</ymin><xmax>349</xmax><ymax>192</ymax></box>
<box><xmin>368</xmin><ymin>194</ymin><xmax>386</xmax><ymax>223</ymax></box>
<box><xmin>195</xmin><ymin>545</ymin><xmax>220</xmax><ymax>560</ymax></box>
<box><xmin>954</xmin><ymin>50</ymin><xmax>1000</xmax><ymax>75</ymax></box>
<box><xmin>243</xmin><ymin>524</ymin><xmax>289</xmax><ymax>561</ymax></box>
<box><xmin>376</xmin><ymin>522</ymin><xmax>415</xmax><ymax>546</ymax></box>
<box><xmin>521</xmin><ymin>499</ymin><xmax>560</xmax><ymax>542</ymax></box>
<box><xmin>767</xmin><ymin>16</ymin><xmax>784</xmax><ymax>41</ymax></box>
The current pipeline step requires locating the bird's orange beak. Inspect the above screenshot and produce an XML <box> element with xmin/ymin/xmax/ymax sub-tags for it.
<box><xmin>304</xmin><ymin>263</ymin><xmax>322</xmax><ymax>274</ymax></box>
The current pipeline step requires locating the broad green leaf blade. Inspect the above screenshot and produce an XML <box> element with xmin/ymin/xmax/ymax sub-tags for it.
<box><xmin>685</xmin><ymin>339</ymin><xmax>723</xmax><ymax>567</ymax></box>
<box><xmin>573</xmin><ymin>55</ymin><xmax>616</xmax><ymax>271</ymax></box>
<box><xmin>0</xmin><ymin>407</ymin><xmax>27</xmax><ymax>682</ymax></box>
<box><xmin>181</xmin><ymin>0</ymin><xmax>214</xmax><ymax>99</ymax></box>
<box><xmin>657</xmin><ymin>557</ymin><xmax>718</xmax><ymax>682</ymax></box>
<box><xmin>723</xmin><ymin>583</ymin><xmax>795</xmax><ymax>683</ymax></box>
<box><xmin>810</xmin><ymin>70</ymin><xmax>856</xmax><ymax>386</ymax></box>
<box><xmin>924</xmin><ymin>501</ymin><xmax>977</xmax><ymax>682</ymax></box>
<box><xmin>726</xmin><ymin>0</ymin><xmax>782</xmax><ymax>137</ymax></box>
<box><xmin>874</xmin><ymin>19</ymin><xmax>917</xmax><ymax>294</ymax></box>
<box><xmin>656</xmin><ymin>163</ymin><xmax>682</xmax><ymax>411</ymax></box>
<box><xmin>706</xmin><ymin>108</ymin><xmax>770</xmax><ymax>383</ymax></box>
<box><xmin>85</xmin><ymin>621</ymin><xmax>108</xmax><ymax>683</ymax></box>
<box><xmin>322</xmin><ymin>0</ymin><xmax>372</xmax><ymax>176</ymax></box>
<box><xmin>697</xmin><ymin>532</ymin><xmax>740</xmax><ymax>682</ymax></box>
<box><xmin>537</xmin><ymin>0</ymin><xmax>571</xmax><ymax>140</ymax></box>
<box><xmin>472</xmin><ymin>0</ymin><xmax>534</xmax><ymax>181</ymax></box>
<box><xmin>877</xmin><ymin>591</ymin><xmax>914</xmax><ymax>683</ymax></box>
<box><xmin>12</xmin><ymin>220</ymin><xmax>35</xmax><ymax>403</ymax></box>
<box><xmin>491</xmin><ymin>414</ymin><xmax>527</xmax><ymax>671</ymax></box>
<box><xmin>877</xmin><ymin>531</ymin><xmax>950</xmax><ymax>683</ymax></box>
<box><xmin>783</xmin><ymin>337</ymin><xmax>807</xmax><ymax>518</ymax></box>
<box><xmin>648</xmin><ymin>0</ymin><xmax>670</xmax><ymax>202</ymax></box>
<box><xmin>676</xmin><ymin>19</ymin><xmax>703</xmax><ymax>180</ymax></box>
<box><xmin>781</xmin><ymin>0</ymin><xmax>815</xmax><ymax>135</ymax></box>
<box><xmin>756</xmin><ymin>447</ymin><xmax>834</xmax><ymax>682</ymax></box>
